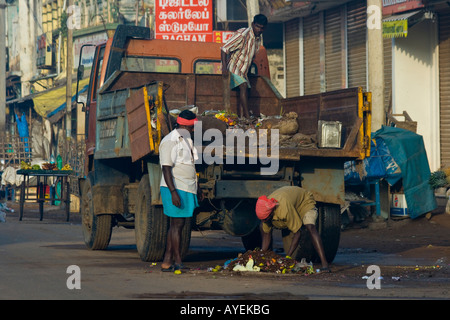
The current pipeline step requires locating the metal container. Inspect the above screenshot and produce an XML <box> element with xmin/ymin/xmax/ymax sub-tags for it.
<box><xmin>318</xmin><ymin>120</ymin><xmax>342</xmax><ymax>148</ymax></box>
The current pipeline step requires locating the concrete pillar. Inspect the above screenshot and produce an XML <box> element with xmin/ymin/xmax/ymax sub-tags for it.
<box><xmin>367</xmin><ymin>0</ymin><xmax>385</xmax><ymax>130</ymax></box>
<box><xmin>367</xmin><ymin>1</ymin><xmax>390</xmax><ymax>221</ymax></box>
<box><xmin>66</xmin><ymin>0</ymin><xmax>73</xmax><ymax>143</ymax></box>
<box><xmin>246</xmin><ymin>0</ymin><xmax>260</xmax><ymax>26</ymax></box>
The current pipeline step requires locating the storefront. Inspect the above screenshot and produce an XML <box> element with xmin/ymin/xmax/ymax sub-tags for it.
<box><xmin>438</xmin><ymin>8</ymin><xmax>450</xmax><ymax>167</ymax></box>
<box><xmin>383</xmin><ymin>3</ymin><xmax>440</xmax><ymax>171</ymax></box>
<box><xmin>283</xmin><ymin>0</ymin><xmax>370</xmax><ymax>98</ymax></box>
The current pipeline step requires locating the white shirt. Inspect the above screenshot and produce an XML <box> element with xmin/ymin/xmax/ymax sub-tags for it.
<box><xmin>159</xmin><ymin>128</ymin><xmax>198</xmax><ymax>194</ymax></box>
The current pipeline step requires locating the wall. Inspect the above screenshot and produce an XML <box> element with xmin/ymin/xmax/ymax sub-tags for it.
<box><xmin>267</xmin><ymin>49</ymin><xmax>285</xmax><ymax>97</ymax></box>
<box><xmin>20</xmin><ymin>0</ymin><xmax>42</xmax><ymax>95</ymax></box>
<box><xmin>7</xmin><ymin>0</ymin><xmax>43</xmax><ymax>96</ymax></box>
<box><xmin>392</xmin><ymin>19</ymin><xmax>440</xmax><ymax>171</ymax></box>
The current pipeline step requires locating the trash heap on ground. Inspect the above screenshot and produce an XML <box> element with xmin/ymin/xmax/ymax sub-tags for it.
<box><xmin>222</xmin><ymin>250</ymin><xmax>315</xmax><ymax>275</ymax></box>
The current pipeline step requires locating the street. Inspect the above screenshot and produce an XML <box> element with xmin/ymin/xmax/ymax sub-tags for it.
<box><xmin>1</xmin><ymin>202</ymin><xmax>450</xmax><ymax>303</ymax></box>
<box><xmin>2</xmin><ymin>2</ymin><xmax>450</xmax><ymax>314</ymax></box>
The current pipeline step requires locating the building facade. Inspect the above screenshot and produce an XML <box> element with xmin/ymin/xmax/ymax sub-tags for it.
<box><xmin>4</xmin><ymin>0</ymin><xmax>450</xmax><ymax>172</ymax></box>
<box><xmin>263</xmin><ymin>0</ymin><xmax>450</xmax><ymax>172</ymax></box>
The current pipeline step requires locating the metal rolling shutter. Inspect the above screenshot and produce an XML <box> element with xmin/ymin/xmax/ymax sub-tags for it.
<box><xmin>285</xmin><ymin>18</ymin><xmax>300</xmax><ymax>98</ymax></box>
<box><xmin>303</xmin><ymin>13</ymin><xmax>321</xmax><ymax>95</ymax></box>
<box><xmin>439</xmin><ymin>10</ymin><xmax>450</xmax><ymax>167</ymax></box>
<box><xmin>347</xmin><ymin>0</ymin><xmax>367</xmax><ymax>90</ymax></box>
<box><xmin>384</xmin><ymin>38</ymin><xmax>393</xmax><ymax>115</ymax></box>
<box><xmin>325</xmin><ymin>7</ymin><xmax>343</xmax><ymax>91</ymax></box>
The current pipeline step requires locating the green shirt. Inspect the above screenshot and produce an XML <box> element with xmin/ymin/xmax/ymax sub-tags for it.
<box><xmin>262</xmin><ymin>186</ymin><xmax>316</xmax><ymax>234</ymax></box>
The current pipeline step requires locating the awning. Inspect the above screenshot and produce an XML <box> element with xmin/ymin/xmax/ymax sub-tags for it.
<box><xmin>383</xmin><ymin>10</ymin><xmax>433</xmax><ymax>38</ymax></box>
<box><xmin>32</xmin><ymin>77</ymin><xmax>90</xmax><ymax>119</ymax></box>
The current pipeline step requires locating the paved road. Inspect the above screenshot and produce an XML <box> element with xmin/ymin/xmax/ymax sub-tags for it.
<box><xmin>1</xmin><ymin>204</ymin><xmax>449</xmax><ymax>304</ymax></box>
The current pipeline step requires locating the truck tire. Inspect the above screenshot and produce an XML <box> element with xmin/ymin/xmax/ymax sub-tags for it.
<box><xmin>80</xmin><ymin>173</ymin><xmax>112</xmax><ymax>250</ymax></box>
<box><xmin>282</xmin><ymin>204</ymin><xmax>341</xmax><ymax>263</ymax></box>
<box><xmin>135</xmin><ymin>174</ymin><xmax>169</xmax><ymax>262</ymax></box>
<box><xmin>222</xmin><ymin>199</ymin><xmax>259</xmax><ymax>237</ymax></box>
<box><xmin>241</xmin><ymin>225</ymin><xmax>273</xmax><ymax>251</ymax></box>
<box><xmin>241</xmin><ymin>226</ymin><xmax>261</xmax><ymax>251</ymax></box>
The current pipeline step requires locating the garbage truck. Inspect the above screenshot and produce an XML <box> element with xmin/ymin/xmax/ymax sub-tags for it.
<box><xmin>77</xmin><ymin>25</ymin><xmax>371</xmax><ymax>263</ymax></box>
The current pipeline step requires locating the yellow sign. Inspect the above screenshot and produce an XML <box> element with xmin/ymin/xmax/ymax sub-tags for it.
<box><xmin>383</xmin><ymin>19</ymin><xmax>408</xmax><ymax>38</ymax></box>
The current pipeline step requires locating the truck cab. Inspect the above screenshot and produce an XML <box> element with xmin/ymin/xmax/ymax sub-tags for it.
<box><xmin>83</xmin><ymin>27</ymin><xmax>270</xmax><ymax>174</ymax></box>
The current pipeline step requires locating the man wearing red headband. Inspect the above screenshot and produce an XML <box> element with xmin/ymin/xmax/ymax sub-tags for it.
<box><xmin>256</xmin><ymin>186</ymin><xmax>330</xmax><ymax>272</ymax></box>
<box><xmin>159</xmin><ymin>110</ymin><xmax>202</xmax><ymax>272</ymax></box>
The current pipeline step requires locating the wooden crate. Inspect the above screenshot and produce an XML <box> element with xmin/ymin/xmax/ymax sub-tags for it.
<box><xmin>387</xmin><ymin>111</ymin><xmax>417</xmax><ymax>133</ymax></box>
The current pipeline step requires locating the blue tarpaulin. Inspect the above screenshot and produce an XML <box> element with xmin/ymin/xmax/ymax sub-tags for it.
<box><xmin>344</xmin><ymin>138</ymin><xmax>401</xmax><ymax>185</ymax></box>
<box><xmin>372</xmin><ymin>126</ymin><xmax>436</xmax><ymax>219</ymax></box>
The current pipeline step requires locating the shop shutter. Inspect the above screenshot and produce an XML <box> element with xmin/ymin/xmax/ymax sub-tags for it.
<box><xmin>285</xmin><ymin>18</ymin><xmax>300</xmax><ymax>98</ymax></box>
<box><xmin>384</xmin><ymin>38</ymin><xmax>393</xmax><ymax>115</ymax></box>
<box><xmin>439</xmin><ymin>10</ymin><xmax>450</xmax><ymax>167</ymax></box>
<box><xmin>325</xmin><ymin>7</ymin><xmax>343</xmax><ymax>91</ymax></box>
<box><xmin>303</xmin><ymin>13</ymin><xmax>321</xmax><ymax>95</ymax></box>
<box><xmin>347</xmin><ymin>0</ymin><xmax>367</xmax><ymax>90</ymax></box>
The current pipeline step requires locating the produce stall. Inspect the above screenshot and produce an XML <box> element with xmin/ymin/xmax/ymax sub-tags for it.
<box><xmin>17</xmin><ymin>161</ymin><xmax>73</xmax><ymax>221</ymax></box>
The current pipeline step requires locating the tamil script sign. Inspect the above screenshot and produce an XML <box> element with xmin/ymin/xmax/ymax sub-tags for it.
<box><xmin>155</xmin><ymin>0</ymin><xmax>213</xmax><ymax>42</ymax></box>
<box><xmin>382</xmin><ymin>0</ymin><xmax>424</xmax><ymax>15</ymax></box>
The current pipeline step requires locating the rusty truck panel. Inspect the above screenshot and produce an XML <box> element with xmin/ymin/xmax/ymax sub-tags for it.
<box><xmin>105</xmin><ymin>71</ymin><xmax>370</xmax><ymax>162</ymax></box>
<box><xmin>112</xmin><ymin>73</ymin><xmax>370</xmax><ymax>206</ymax></box>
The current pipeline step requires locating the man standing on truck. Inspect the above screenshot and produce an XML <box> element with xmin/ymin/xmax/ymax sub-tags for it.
<box><xmin>221</xmin><ymin>14</ymin><xmax>268</xmax><ymax>119</ymax></box>
<box><xmin>256</xmin><ymin>186</ymin><xmax>331</xmax><ymax>272</ymax></box>
<box><xmin>159</xmin><ymin>110</ymin><xmax>202</xmax><ymax>272</ymax></box>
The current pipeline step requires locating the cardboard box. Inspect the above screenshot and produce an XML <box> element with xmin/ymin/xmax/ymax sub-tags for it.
<box><xmin>390</xmin><ymin>193</ymin><xmax>409</xmax><ymax>217</ymax></box>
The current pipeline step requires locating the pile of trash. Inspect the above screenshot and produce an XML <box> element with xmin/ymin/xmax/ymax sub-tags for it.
<box><xmin>202</xmin><ymin>109</ymin><xmax>256</xmax><ymax>130</ymax></box>
<box><xmin>200</xmin><ymin>110</ymin><xmax>317</xmax><ymax>149</ymax></box>
<box><xmin>166</xmin><ymin>106</ymin><xmax>318</xmax><ymax>149</ymax></box>
<box><xmin>223</xmin><ymin>250</ymin><xmax>315</xmax><ymax>275</ymax></box>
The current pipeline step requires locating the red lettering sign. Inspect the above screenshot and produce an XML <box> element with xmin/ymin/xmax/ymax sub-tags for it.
<box><xmin>155</xmin><ymin>0</ymin><xmax>213</xmax><ymax>42</ymax></box>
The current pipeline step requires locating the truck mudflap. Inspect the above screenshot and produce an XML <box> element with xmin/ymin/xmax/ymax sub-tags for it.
<box><xmin>299</xmin><ymin>158</ymin><xmax>347</xmax><ymax>205</ymax></box>
<box><xmin>92</xmin><ymin>184</ymin><xmax>125</xmax><ymax>215</ymax></box>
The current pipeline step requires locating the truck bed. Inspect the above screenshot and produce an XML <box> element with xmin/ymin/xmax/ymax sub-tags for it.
<box><xmin>97</xmin><ymin>70</ymin><xmax>370</xmax><ymax>162</ymax></box>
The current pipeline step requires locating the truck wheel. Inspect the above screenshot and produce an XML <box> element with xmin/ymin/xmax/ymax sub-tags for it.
<box><xmin>241</xmin><ymin>226</ymin><xmax>261</xmax><ymax>251</ymax></box>
<box><xmin>80</xmin><ymin>173</ymin><xmax>112</xmax><ymax>250</ymax></box>
<box><xmin>135</xmin><ymin>174</ymin><xmax>169</xmax><ymax>262</ymax></box>
<box><xmin>282</xmin><ymin>204</ymin><xmax>341</xmax><ymax>263</ymax></box>
<box><xmin>221</xmin><ymin>199</ymin><xmax>259</xmax><ymax>237</ymax></box>
<box><xmin>241</xmin><ymin>225</ymin><xmax>273</xmax><ymax>251</ymax></box>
